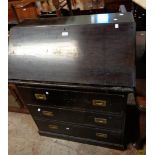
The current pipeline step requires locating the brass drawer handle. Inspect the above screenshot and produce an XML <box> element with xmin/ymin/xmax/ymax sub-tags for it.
<box><xmin>96</xmin><ymin>133</ymin><xmax>108</xmax><ymax>138</ymax></box>
<box><xmin>94</xmin><ymin>118</ymin><xmax>107</xmax><ymax>124</ymax></box>
<box><xmin>34</xmin><ymin>93</ymin><xmax>46</xmax><ymax>100</ymax></box>
<box><xmin>92</xmin><ymin>100</ymin><xmax>107</xmax><ymax>107</ymax></box>
<box><xmin>48</xmin><ymin>124</ymin><xmax>58</xmax><ymax>130</ymax></box>
<box><xmin>42</xmin><ymin>111</ymin><xmax>54</xmax><ymax>117</ymax></box>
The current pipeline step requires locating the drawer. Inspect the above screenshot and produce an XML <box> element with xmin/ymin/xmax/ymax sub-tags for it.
<box><xmin>28</xmin><ymin>105</ymin><xmax>124</xmax><ymax>130</ymax></box>
<box><xmin>17</xmin><ymin>86</ymin><xmax>126</xmax><ymax>114</ymax></box>
<box><xmin>35</xmin><ymin>119</ymin><xmax>123</xmax><ymax>144</ymax></box>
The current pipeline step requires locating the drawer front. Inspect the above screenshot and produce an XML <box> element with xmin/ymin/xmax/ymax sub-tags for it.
<box><xmin>28</xmin><ymin>105</ymin><xmax>124</xmax><ymax>130</ymax></box>
<box><xmin>35</xmin><ymin>119</ymin><xmax>123</xmax><ymax>144</ymax></box>
<box><xmin>17</xmin><ymin>86</ymin><xmax>126</xmax><ymax>114</ymax></box>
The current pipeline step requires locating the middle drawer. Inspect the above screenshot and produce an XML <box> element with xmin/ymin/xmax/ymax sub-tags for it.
<box><xmin>28</xmin><ymin>105</ymin><xmax>124</xmax><ymax>130</ymax></box>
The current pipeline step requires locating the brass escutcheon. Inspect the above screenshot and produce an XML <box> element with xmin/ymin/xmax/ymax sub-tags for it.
<box><xmin>34</xmin><ymin>93</ymin><xmax>46</xmax><ymax>100</ymax></box>
<box><xmin>48</xmin><ymin>124</ymin><xmax>58</xmax><ymax>130</ymax></box>
<box><xmin>94</xmin><ymin>118</ymin><xmax>107</xmax><ymax>124</ymax></box>
<box><xmin>42</xmin><ymin>111</ymin><xmax>54</xmax><ymax>117</ymax></box>
<box><xmin>92</xmin><ymin>99</ymin><xmax>107</xmax><ymax>107</ymax></box>
<box><xmin>96</xmin><ymin>133</ymin><xmax>108</xmax><ymax>138</ymax></box>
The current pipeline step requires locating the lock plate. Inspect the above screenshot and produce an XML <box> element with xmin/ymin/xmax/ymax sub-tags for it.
<box><xmin>34</xmin><ymin>93</ymin><xmax>46</xmax><ymax>100</ymax></box>
<box><xmin>94</xmin><ymin>118</ymin><xmax>107</xmax><ymax>124</ymax></box>
<box><xmin>92</xmin><ymin>99</ymin><xmax>107</xmax><ymax>107</ymax></box>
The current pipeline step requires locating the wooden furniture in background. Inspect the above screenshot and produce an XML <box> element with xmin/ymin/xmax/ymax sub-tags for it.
<box><xmin>8</xmin><ymin>83</ymin><xmax>29</xmax><ymax>113</ymax></box>
<box><xmin>137</xmin><ymin>97</ymin><xmax>146</xmax><ymax>137</ymax></box>
<box><xmin>136</xmin><ymin>78</ymin><xmax>146</xmax><ymax>149</ymax></box>
<box><xmin>36</xmin><ymin>0</ymin><xmax>73</xmax><ymax>17</ymax></box>
<box><xmin>9</xmin><ymin>0</ymin><xmax>38</xmax><ymax>23</ymax></box>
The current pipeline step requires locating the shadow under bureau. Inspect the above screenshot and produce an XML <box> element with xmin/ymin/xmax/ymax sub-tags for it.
<box><xmin>8</xmin><ymin>13</ymin><xmax>136</xmax><ymax>149</ymax></box>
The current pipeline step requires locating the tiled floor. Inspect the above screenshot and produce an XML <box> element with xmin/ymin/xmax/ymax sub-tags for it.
<box><xmin>8</xmin><ymin>112</ymin><xmax>138</xmax><ymax>155</ymax></box>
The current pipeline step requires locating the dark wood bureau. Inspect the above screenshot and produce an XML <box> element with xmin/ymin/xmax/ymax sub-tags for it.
<box><xmin>8</xmin><ymin>13</ymin><xmax>136</xmax><ymax>149</ymax></box>
<box><xmin>15</xmin><ymin>83</ymin><xmax>132</xmax><ymax>149</ymax></box>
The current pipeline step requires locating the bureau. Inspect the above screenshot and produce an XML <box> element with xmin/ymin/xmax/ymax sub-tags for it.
<box><xmin>8</xmin><ymin>13</ymin><xmax>136</xmax><ymax>149</ymax></box>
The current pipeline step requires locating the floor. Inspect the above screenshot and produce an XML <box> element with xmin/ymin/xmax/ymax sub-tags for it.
<box><xmin>8</xmin><ymin>112</ymin><xmax>139</xmax><ymax>155</ymax></box>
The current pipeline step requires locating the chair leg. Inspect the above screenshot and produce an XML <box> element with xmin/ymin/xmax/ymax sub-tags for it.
<box><xmin>66</xmin><ymin>0</ymin><xmax>73</xmax><ymax>15</ymax></box>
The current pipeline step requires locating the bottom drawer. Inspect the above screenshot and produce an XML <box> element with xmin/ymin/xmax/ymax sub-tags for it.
<box><xmin>34</xmin><ymin>119</ymin><xmax>123</xmax><ymax>144</ymax></box>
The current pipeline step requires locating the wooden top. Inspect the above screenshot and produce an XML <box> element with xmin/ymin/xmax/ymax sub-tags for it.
<box><xmin>16</xmin><ymin>12</ymin><xmax>135</xmax><ymax>26</ymax></box>
<box><xmin>9</xmin><ymin>13</ymin><xmax>136</xmax><ymax>88</ymax></box>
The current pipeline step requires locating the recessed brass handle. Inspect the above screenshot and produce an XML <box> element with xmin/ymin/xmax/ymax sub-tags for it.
<box><xmin>94</xmin><ymin>118</ymin><xmax>107</xmax><ymax>124</ymax></box>
<box><xmin>92</xmin><ymin>100</ymin><xmax>107</xmax><ymax>107</ymax></box>
<box><xmin>48</xmin><ymin>124</ymin><xmax>58</xmax><ymax>130</ymax></box>
<box><xmin>96</xmin><ymin>133</ymin><xmax>108</xmax><ymax>138</ymax></box>
<box><xmin>34</xmin><ymin>93</ymin><xmax>46</xmax><ymax>100</ymax></box>
<box><xmin>42</xmin><ymin>111</ymin><xmax>54</xmax><ymax>117</ymax></box>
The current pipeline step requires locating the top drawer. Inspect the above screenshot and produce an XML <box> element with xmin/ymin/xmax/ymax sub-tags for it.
<box><xmin>17</xmin><ymin>85</ymin><xmax>127</xmax><ymax>114</ymax></box>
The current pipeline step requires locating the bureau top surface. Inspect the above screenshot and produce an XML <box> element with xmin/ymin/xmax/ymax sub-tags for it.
<box><xmin>8</xmin><ymin>13</ymin><xmax>135</xmax><ymax>87</ymax></box>
<box><xmin>14</xmin><ymin>12</ymin><xmax>134</xmax><ymax>27</ymax></box>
